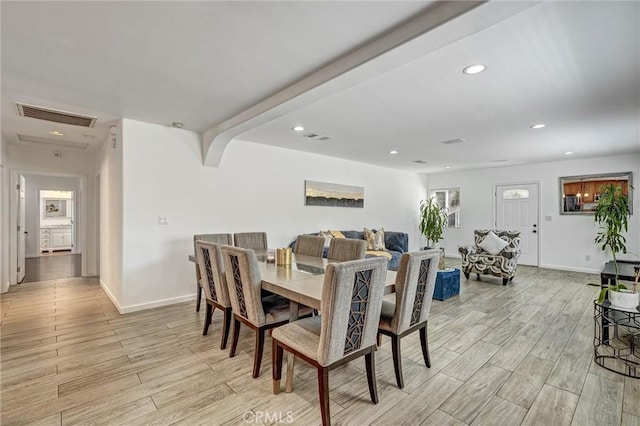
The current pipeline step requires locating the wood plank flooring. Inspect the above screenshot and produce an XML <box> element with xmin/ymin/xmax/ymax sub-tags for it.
<box><xmin>23</xmin><ymin>254</ymin><xmax>81</xmax><ymax>284</ymax></box>
<box><xmin>2</xmin><ymin>260</ymin><xmax>639</xmax><ymax>425</ymax></box>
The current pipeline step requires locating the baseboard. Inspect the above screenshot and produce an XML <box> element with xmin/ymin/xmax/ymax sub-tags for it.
<box><xmin>26</xmin><ymin>253</ymin><xmax>39</xmax><ymax>259</ymax></box>
<box><xmin>98</xmin><ymin>279</ymin><xmax>196</xmax><ymax>314</ymax></box>
<box><xmin>99</xmin><ymin>279</ymin><xmax>124</xmax><ymax>313</ymax></box>
<box><xmin>539</xmin><ymin>263</ymin><xmax>601</xmax><ymax>274</ymax></box>
<box><xmin>118</xmin><ymin>294</ymin><xmax>196</xmax><ymax>314</ymax></box>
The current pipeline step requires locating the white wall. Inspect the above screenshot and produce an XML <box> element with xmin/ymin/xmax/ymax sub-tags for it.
<box><xmin>0</xmin><ymin>135</ymin><xmax>9</xmax><ymax>293</ymax></box>
<box><xmin>23</xmin><ymin>175</ymin><xmax>81</xmax><ymax>257</ymax></box>
<box><xmin>7</xmin><ymin>144</ymin><xmax>98</xmax><ymax>281</ymax></box>
<box><xmin>119</xmin><ymin>119</ymin><xmax>425</xmax><ymax>312</ymax></box>
<box><xmin>426</xmin><ymin>154</ymin><xmax>640</xmax><ymax>273</ymax></box>
<box><xmin>97</xmin><ymin>123</ymin><xmax>124</xmax><ymax>307</ymax></box>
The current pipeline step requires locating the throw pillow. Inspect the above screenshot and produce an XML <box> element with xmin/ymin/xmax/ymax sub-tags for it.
<box><xmin>478</xmin><ymin>231</ymin><xmax>508</xmax><ymax>255</ymax></box>
<box><xmin>364</xmin><ymin>228</ymin><xmax>386</xmax><ymax>251</ymax></box>
<box><xmin>318</xmin><ymin>230</ymin><xmax>333</xmax><ymax>248</ymax></box>
<box><xmin>329</xmin><ymin>230</ymin><xmax>346</xmax><ymax>239</ymax></box>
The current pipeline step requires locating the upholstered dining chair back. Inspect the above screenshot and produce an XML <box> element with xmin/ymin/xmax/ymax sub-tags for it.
<box><xmin>195</xmin><ymin>241</ymin><xmax>231</xmax><ymax>307</ymax></box>
<box><xmin>318</xmin><ymin>257</ymin><xmax>387</xmax><ymax>366</ymax></box>
<box><xmin>193</xmin><ymin>233</ymin><xmax>233</xmax><ymax>253</ymax></box>
<box><xmin>294</xmin><ymin>235</ymin><xmax>325</xmax><ymax>257</ymax></box>
<box><xmin>221</xmin><ymin>246</ymin><xmax>266</xmax><ymax>327</ymax></box>
<box><xmin>233</xmin><ymin>232</ymin><xmax>268</xmax><ymax>251</ymax></box>
<box><xmin>389</xmin><ymin>250</ymin><xmax>439</xmax><ymax>334</ymax></box>
<box><xmin>327</xmin><ymin>238</ymin><xmax>367</xmax><ymax>262</ymax></box>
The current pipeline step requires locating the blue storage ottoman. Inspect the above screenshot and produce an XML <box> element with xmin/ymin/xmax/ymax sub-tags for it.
<box><xmin>433</xmin><ymin>268</ymin><xmax>460</xmax><ymax>301</ymax></box>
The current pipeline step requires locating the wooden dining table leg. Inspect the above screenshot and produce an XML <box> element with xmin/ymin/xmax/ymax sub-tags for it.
<box><xmin>286</xmin><ymin>300</ymin><xmax>300</xmax><ymax>393</ymax></box>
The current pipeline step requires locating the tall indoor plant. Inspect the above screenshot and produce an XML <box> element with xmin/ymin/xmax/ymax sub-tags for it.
<box><xmin>419</xmin><ymin>197</ymin><xmax>448</xmax><ymax>249</ymax></box>
<box><xmin>595</xmin><ymin>183</ymin><xmax>637</xmax><ymax>306</ymax></box>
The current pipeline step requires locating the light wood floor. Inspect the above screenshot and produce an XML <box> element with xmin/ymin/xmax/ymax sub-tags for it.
<box><xmin>1</xmin><ymin>261</ymin><xmax>639</xmax><ymax>425</ymax></box>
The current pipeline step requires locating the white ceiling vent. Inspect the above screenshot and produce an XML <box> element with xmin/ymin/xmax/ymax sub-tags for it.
<box><xmin>303</xmin><ymin>132</ymin><xmax>332</xmax><ymax>141</ymax></box>
<box><xmin>441</xmin><ymin>138</ymin><xmax>466</xmax><ymax>145</ymax></box>
<box><xmin>17</xmin><ymin>134</ymin><xmax>89</xmax><ymax>150</ymax></box>
<box><xmin>16</xmin><ymin>103</ymin><xmax>97</xmax><ymax>127</ymax></box>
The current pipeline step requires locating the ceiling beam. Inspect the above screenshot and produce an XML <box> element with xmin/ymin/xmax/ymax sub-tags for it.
<box><xmin>202</xmin><ymin>0</ymin><xmax>538</xmax><ymax>167</ymax></box>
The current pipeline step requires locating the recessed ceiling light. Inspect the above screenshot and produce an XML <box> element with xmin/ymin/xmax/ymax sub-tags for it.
<box><xmin>389</xmin><ymin>150</ymin><xmax>398</xmax><ymax>155</ymax></box>
<box><xmin>563</xmin><ymin>151</ymin><xmax>574</xmax><ymax>155</ymax></box>
<box><xmin>171</xmin><ymin>122</ymin><xmax>184</xmax><ymax>128</ymax></box>
<box><xmin>48</xmin><ymin>130</ymin><xmax>64</xmax><ymax>136</ymax></box>
<box><xmin>292</xmin><ymin>125</ymin><xmax>305</xmax><ymax>132</ymax></box>
<box><xmin>530</xmin><ymin>123</ymin><xmax>546</xmax><ymax>129</ymax></box>
<box><xmin>443</xmin><ymin>165</ymin><xmax>452</xmax><ymax>169</ymax></box>
<box><xmin>462</xmin><ymin>64</ymin><xmax>486</xmax><ymax>75</ymax></box>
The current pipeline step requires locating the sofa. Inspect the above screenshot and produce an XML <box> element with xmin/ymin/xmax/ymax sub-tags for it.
<box><xmin>290</xmin><ymin>229</ymin><xmax>408</xmax><ymax>270</ymax></box>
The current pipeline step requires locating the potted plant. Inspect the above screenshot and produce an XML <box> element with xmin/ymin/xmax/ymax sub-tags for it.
<box><xmin>419</xmin><ymin>197</ymin><xmax>448</xmax><ymax>270</ymax></box>
<box><xmin>595</xmin><ymin>183</ymin><xmax>638</xmax><ymax>308</ymax></box>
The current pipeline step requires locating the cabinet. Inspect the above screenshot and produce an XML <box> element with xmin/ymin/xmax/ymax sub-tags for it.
<box><xmin>40</xmin><ymin>226</ymin><xmax>72</xmax><ymax>252</ymax></box>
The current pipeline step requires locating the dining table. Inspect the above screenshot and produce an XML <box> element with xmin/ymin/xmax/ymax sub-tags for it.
<box><xmin>189</xmin><ymin>250</ymin><xmax>398</xmax><ymax>391</ymax></box>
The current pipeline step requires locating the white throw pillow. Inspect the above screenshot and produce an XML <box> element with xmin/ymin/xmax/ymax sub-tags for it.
<box><xmin>478</xmin><ymin>231</ymin><xmax>508</xmax><ymax>255</ymax></box>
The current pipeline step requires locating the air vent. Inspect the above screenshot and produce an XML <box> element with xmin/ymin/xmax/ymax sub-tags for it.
<box><xmin>492</xmin><ymin>159</ymin><xmax>508</xmax><ymax>163</ymax></box>
<box><xmin>303</xmin><ymin>132</ymin><xmax>332</xmax><ymax>141</ymax></box>
<box><xmin>17</xmin><ymin>103</ymin><xmax>97</xmax><ymax>127</ymax></box>
<box><xmin>17</xmin><ymin>134</ymin><xmax>89</xmax><ymax>150</ymax></box>
<box><xmin>413</xmin><ymin>160</ymin><xmax>428</xmax><ymax>164</ymax></box>
<box><xmin>442</xmin><ymin>138</ymin><xmax>465</xmax><ymax>145</ymax></box>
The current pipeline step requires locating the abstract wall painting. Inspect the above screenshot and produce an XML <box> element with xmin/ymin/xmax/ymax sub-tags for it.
<box><xmin>304</xmin><ymin>180</ymin><xmax>364</xmax><ymax>208</ymax></box>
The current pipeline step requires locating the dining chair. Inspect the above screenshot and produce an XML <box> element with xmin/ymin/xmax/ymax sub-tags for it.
<box><xmin>194</xmin><ymin>241</ymin><xmax>233</xmax><ymax>349</ymax></box>
<box><xmin>233</xmin><ymin>232</ymin><xmax>268</xmax><ymax>251</ymax></box>
<box><xmin>377</xmin><ymin>249</ymin><xmax>439</xmax><ymax>388</ymax></box>
<box><xmin>221</xmin><ymin>245</ymin><xmax>312</xmax><ymax>378</ymax></box>
<box><xmin>294</xmin><ymin>234</ymin><xmax>325</xmax><ymax>258</ymax></box>
<box><xmin>327</xmin><ymin>238</ymin><xmax>366</xmax><ymax>262</ymax></box>
<box><xmin>193</xmin><ymin>233</ymin><xmax>233</xmax><ymax>312</ymax></box>
<box><xmin>271</xmin><ymin>257</ymin><xmax>388</xmax><ymax>426</ymax></box>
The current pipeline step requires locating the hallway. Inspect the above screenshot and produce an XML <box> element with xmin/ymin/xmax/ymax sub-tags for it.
<box><xmin>23</xmin><ymin>254</ymin><xmax>81</xmax><ymax>283</ymax></box>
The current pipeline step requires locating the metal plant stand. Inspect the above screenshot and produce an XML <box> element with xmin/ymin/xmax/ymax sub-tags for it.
<box><xmin>593</xmin><ymin>300</ymin><xmax>640</xmax><ymax>379</ymax></box>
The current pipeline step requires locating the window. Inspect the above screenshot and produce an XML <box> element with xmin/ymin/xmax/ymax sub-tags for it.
<box><xmin>429</xmin><ymin>187</ymin><xmax>460</xmax><ymax>228</ymax></box>
<box><xmin>502</xmin><ymin>189</ymin><xmax>529</xmax><ymax>199</ymax></box>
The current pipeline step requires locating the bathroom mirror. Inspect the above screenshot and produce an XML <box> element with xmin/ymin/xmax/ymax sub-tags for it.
<box><xmin>559</xmin><ymin>172</ymin><xmax>633</xmax><ymax>215</ymax></box>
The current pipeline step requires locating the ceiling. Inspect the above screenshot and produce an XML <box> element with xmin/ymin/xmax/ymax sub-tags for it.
<box><xmin>2</xmin><ymin>1</ymin><xmax>638</xmax><ymax>173</ymax></box>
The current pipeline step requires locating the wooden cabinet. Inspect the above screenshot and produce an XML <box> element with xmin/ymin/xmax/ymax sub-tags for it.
<box><xmin>564</xmin><ymin>180</ymin><xmax>629</xmax><ymax>199</ymax></box>
<box><xmin>563</xmin><ymin>182</ymin><xmax>581</xmax><ymax>195</ymax></box>
<box><xmin>41</xmin><ymin>226</ymin><xmax>72</xmax><ymax>252</ymax></box>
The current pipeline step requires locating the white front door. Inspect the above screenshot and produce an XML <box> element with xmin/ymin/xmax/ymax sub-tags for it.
<box><xmin>17</xmin><ymin>174</ymin><xmax>26</xmax><ymax>283</ymax></box>
<box><xmin>495</xmin><ymin>183</ymin><xmax>539</xmax><ymax>266</ymax></box>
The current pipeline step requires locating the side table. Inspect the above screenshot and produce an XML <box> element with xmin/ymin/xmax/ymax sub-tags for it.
<box><xmin>593</xmin><ymin>300</ymin><xmax>640</xmax><ymax>378</ymax></box>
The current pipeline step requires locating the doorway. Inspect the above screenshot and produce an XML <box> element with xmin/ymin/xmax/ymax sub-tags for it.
<box><xmin>16</xmin><ymin>174</ymin><xmax>84</xmax><ymax>284</ymax></box>
<box><xmin>495</xmin><ymin>183</ymin><xmax>540</xmax><ymax>266</ymax></box>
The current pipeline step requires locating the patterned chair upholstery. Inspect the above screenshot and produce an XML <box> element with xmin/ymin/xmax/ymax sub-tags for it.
<box><xmin>271</xmin><ymin>257</ymin><xmax>388</xmax><ymax>426</ymax></box>
<box><xmin>458</xmin><ymin>230</ymin><xmax>521</xmax><ymax>286</ymax></box>
<box><xmin>221</xmin><ymin>246</ymin><xmax>312</xmax><ymax>378</ymax></box>
<box><xmin>294</xmin><ymin>234</ymin><xmax>325</xmax><ymax>258</ymax></box>
<box><xmin>378</xmin><ymin>249</ymin><xmax>439</xmax><ymax>388</ymax></box>
<box><xmin>194</xmin><ymin>241</ymin><xmax>232</xmax><ymax>349</ymax></box>
<box><xmin>193</xmin><ymin>233</ymin><xmax>233</xmax><ymax>312</ymax></box>
<box><xmin>233</xmin><ymin>232</ymin><xmax>268</xmax><ymax>251</ymax></box>
<box><xmin>327</xmin><ymin>238</ymin><xmax>366</xmax><ymax>262</ymax></box>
